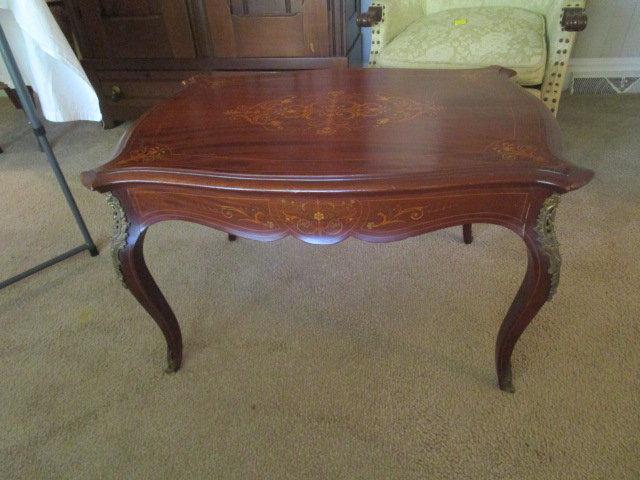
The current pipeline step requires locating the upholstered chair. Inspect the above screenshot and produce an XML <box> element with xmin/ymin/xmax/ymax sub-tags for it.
<box><xmin>358</xmin><ymin>0</ymin><xmax>587</xmax><ymax>115</ymax></box>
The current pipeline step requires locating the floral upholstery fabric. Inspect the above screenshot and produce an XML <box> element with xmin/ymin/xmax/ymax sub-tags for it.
<box><xmin>368</xmin><ymin>0</ymin><xmax>587</xmax><ymax>114</ymax></box>
<box><xmin>375</xmin><ymin>0</ymin><xmax>425</xmax><ymax>48</ymax></box>
<box><xmin>423</xmin><ymin>0</ymin><xmax>553</xmax><ymax>16</ymax></box>
<box><xmin>377</xmin><ymin>7</ymin><xmax>547</xmax><ymax>86</ymax></box>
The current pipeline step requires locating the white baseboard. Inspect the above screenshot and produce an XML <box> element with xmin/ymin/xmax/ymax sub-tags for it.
<box><xmin>569</xmin><ymin>57</ymin><xmax>640</xmax><ymax>78</ymax></box>
<box><xmin>563</xmin><ymin>57</ymin><xmax>640</xmax><ymax>91</ymax></box>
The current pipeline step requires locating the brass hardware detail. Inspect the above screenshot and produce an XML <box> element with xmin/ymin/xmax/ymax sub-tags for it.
<box><xmin>561</xmin><ymin>7</ymin><xmax>588</xmax><ymax>32</ymax></box>
<box><xmin>535</xmin><ymin>194</ymin><xmax>561</xmax><ymax>299</ymax></box>
<box><xmin>106</xmin><ymin>193</ymin><xmax>130</xmax><ymax>286</ymax></box>
<box><xmin>356</xmin><ymin>5</ymin><xmax>383</xmax><ymax>27</ymax></box>
<box><xmin>111</xmin><ymin>85</ymin><xmax>123</xmax><ymax>102</ymax></box>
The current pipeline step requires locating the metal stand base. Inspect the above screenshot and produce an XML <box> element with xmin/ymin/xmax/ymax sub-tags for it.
<box><xmin>0</xmin><ymin>245</ymin><xmax>97</xmax><ymax>290</ymax></box>
<box><xmin>0</xmin><ymin>23</ymin><xmax>98</xmax><ymax>290</ymax></box>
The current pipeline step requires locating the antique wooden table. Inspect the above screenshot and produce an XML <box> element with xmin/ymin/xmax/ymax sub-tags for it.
<box><xmin>82</xmin><ymin>67</ymin><xmax>592</xmax><ymax>392</ymax></box>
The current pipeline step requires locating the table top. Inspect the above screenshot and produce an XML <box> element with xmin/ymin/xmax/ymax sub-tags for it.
<box><xmin>82</xmin><ymin>67</ymin><xmax>592</xmax><ymax>194</ymax></box>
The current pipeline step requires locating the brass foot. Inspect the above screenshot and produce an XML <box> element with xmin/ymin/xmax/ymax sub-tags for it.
<box><xmin>164</xmin><ymin>350</ymin><xmax>182</xmax><ymax>373</ymax></box>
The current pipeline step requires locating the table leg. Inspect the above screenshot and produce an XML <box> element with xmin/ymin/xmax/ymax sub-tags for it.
<box><xmin>495</xmin><ymin>195</ymin><xmax>560</xmax><ymax>392</ymax></box>
<box><xmin>462</xmin><ymin>224</ymin><xmax>473</xmax><ymax>244</ymax></box>
<box><xmin>119</xmin><ymin>226</ymin><xmax>183</xmax><ymax>372</ymax></box>
<box><xmin>107</xmin><ymin>194</ymin><xmax>183</xmax><ymax>372</ymax></box>
<box><xmin>104</xmin><ymin>191</ymin><xmax>562</xmax><ymax>386</ymax></box>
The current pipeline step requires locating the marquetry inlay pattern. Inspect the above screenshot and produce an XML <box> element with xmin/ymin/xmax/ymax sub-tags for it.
<box><xmin>120</xmin><ymin>146</ymin><xmax>170</xmax><ymax>166</ymax></box>
<box><xmin>277</xmin><ymin>198</ymin><xmax>364</xmax><ymax>236</ymax></box>
<box><xmin>489</xmin><ymin>141</ymin><xmax>545</xmax><ymax>164</ymax></box>
<box><xmin>127</xmin><ymin>187</ymin><xmax>531</xmax><ymax>245</ymax></box>
<box><xmin>225</xmin><ymin>90</ymin><xmax>441</xmax><ymax>135</ymax></box>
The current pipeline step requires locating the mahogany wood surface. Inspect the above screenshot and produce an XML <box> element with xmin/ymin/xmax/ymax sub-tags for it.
<box><xmin>82</xmin><ymin>67</ymin><xmax>593</xmax><ymax>392</ymax></box>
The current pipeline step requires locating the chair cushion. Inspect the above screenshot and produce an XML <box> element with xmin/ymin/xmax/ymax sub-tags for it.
<box><xmin>377</xmin><ymin>7</ymin><xmax>547</xmax><ymax>86</ymax></box>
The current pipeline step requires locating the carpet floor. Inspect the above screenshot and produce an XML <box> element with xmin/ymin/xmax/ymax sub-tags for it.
<box><xmin>0</xmin><ymin>94</ymin><xmax>638</xmax><ymax>479</ymax></box>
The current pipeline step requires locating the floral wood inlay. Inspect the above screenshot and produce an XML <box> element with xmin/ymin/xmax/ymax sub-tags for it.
<box><xmin>490</xmin><ymin>142</ymin><xmax>545</xmax><ymax>164</ymax></box>
<box><xmin>131</xmin><ymin>190</ymin><xmax>277</xmax><ymax>232</ymax></box>
<box><xmin>218</xmin><ymin>204</ymin><xmax>276</xmax><ymax>230</ymax></box>
<box><xmin>277</xmin><ymin>199</ymin><xmax>364</xmax><ymax>236</ymax></box>
<box><xmin>129</xmin><ymin>186</ymin><xmax>532</xmax><ymax>243</ymax></box>
<box><xmin>366</xmin><ymin>206</ymin><xmax>426</xmax><ymax>229</ymax></box>
<box><xmin>121</xmin><ymin>146</ymin><xmax>170</xmax><ymax>166</ymax></box>
<box><xmin>225</xmin><ymin>90</ymin><xmax>441</xmax><ymax>135</ymax></box>
<box><xmin>366</xmin><ymin>201</ymin><xmax>458</xmax><ymax>230</ymax></box>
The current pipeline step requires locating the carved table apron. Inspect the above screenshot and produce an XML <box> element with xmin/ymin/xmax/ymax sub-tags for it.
<box><xmin>82</xmin><ymin>68</ymin><xmax>593</xmax><ymax>392</ymax></box>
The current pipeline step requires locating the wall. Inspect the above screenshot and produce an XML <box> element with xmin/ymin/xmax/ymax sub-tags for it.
<box><xmin>569</xmin><ymin>0</ymin><xmax>640</xmax><ymax>87</ymax></box>
<box><xmin>573</xmin><ymin>0</ymin><xmax>640</xmax><ymax>59</ymax></box>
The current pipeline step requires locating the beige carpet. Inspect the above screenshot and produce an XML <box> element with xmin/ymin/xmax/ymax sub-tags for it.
<box><xmin>0</xmin><ymin>94</ymin><xmax>638</xmax><ymax>479</ymax></box>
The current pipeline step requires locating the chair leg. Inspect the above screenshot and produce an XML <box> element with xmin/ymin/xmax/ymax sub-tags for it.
<box><xmin>463</xmin><ymin>224</ymin><xmax>473</xmax><ymax>244</ymax></box>
<box><xmin>228</xmin><ymin>234</ymin><xmax>237</xmax><ymax>241</ymax></box>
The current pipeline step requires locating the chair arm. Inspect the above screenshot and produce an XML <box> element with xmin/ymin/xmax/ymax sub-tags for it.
<box><xmin>357</xmin><ymin>6</ymin><xmax>383</xmax><ymax>27</ymax></box>
<box><xmin>561</xmin><ymin>7</ymin><xmax>588</xmax><ymax>32</ymax></box>
<box><xmin>364</xmin><ymin>0</ymin><xmax>424</xmax><ymax>66</ymax></box>
<box><xmin>540</xmin><ymin>1</ymin><xmax>587</xmax><ymax>115</ymax></box>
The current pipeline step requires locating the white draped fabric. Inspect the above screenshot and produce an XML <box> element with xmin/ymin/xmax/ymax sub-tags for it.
<box><xmin>0</xmin><ymin>0</ymin><xmax>101</xmax><ymax>122</ymax></box>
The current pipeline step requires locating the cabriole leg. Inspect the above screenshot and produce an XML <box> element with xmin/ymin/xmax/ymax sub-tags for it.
<box><xmin>496</xmin><ymin>195</ymin><xmax>561</xmax><ymax>392</ymax></box>
<box><xmin>107</xmin><ymin>193</ymin><xmax>183</xmax><ymax>372</ymax></box>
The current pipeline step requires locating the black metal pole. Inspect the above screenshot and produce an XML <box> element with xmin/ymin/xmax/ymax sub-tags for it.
<box><xmin>0</xmin><ymin>22</ymin><xmax>98</xmax><ymax>290</ymax></box>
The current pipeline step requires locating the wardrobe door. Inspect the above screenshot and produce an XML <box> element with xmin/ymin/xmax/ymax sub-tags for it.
<box><xmin>205</xmin><ymin>0</ymin><xmax>331</xmax><ymax>57</ymax></box>
<box><xmin>72</xmin><ymin>0</ymin><xmax>196</xmax><ymax>58</ymax></box>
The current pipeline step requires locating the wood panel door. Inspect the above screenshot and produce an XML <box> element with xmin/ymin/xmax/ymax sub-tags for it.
<box><xmin>204</xmin><ymin>0</ymin><xmax>331</xmax><ymax>58</ymax></box>
<box><xmin>71</xmin><ymin>0</ymin><xmax>196</xmax><ymax>59</ymax></box>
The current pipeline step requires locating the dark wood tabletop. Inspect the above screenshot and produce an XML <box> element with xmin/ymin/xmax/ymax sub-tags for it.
<box><xmin>85</xmin><ymin>67</ymin><xmax>590</xmax><ymax>194</ymax></box>
<box><xmin>82</xmin><ymin>67</ymin><xmax>593</xmax><ymax>392</ymax></box>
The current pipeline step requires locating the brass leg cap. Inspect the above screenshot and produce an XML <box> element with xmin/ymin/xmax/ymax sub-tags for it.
<box><xmin>164</xmin><ymin>350</ymin><xmax>182</xmax><ymax>373</ymax></box>
<box><xmin>498</xmin><ymin>367</ymin><xmax>515</xmax><ymax>393</ymax></box>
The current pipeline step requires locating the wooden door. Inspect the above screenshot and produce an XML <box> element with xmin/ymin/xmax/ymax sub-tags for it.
<box><xmin>204</xmin><ymin>0</ymin><xmax>331</xmax><ymax>58</ymax></box>
<box><xmin>72</xmin><ymin>0</ymin><xmax>195</xmax><ymax>59</ymax></box>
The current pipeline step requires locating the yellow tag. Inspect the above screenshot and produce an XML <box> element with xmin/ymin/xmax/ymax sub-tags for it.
<box><xmin>453</xmin><ymin>18</ymin><xmax>468</xmax><ymax>26</ymax></box>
